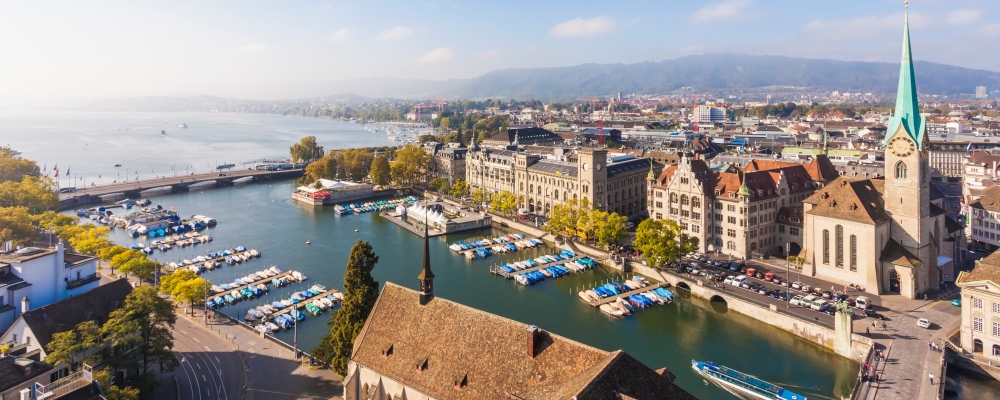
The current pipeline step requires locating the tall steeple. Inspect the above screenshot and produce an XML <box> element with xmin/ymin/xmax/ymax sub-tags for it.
<box><xmin>417</xmin><ymin>203</ymin><xmax>435</xmax><ymax>305</ymax></box>
<box><xmin>886</xmin><ymin>3</ymin><xmax>925</xmax><ymax>149</ymax></box>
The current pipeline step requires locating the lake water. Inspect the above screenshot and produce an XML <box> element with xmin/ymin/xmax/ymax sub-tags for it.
<box><xmin>14</xmin><ymin>111</ymin><xmax>861</xmax><ymax>399</ymax></box>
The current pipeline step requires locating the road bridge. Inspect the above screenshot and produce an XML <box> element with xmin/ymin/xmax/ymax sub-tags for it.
<box><xmin>58</xmin><ymin>168</ymin><xmax>303</xmax><ymax>209</ymax></box>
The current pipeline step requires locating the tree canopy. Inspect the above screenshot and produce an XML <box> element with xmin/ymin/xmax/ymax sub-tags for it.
<box><xmin>0</xmin><ymin>146</ymin><xmax>40</xmax><ymax>184</ymax></box>
<box><xmin>290</xmin><ymin>136</ymin><xmax>325</xmax><ymax>163</ymax></box>
<box><xmin>489</xmin><ymin>190</ymin><xmax>522</xmax><ymax>216</ymax></box>
<box><xmin>633</xmin><ymin>219</ymin><xmax>699</xmax><ymax>268</ymax></box>
<box><xmin>390</xmin><ymin>145</ymin><xmax>432</xmax><ymax>188</ymax></box>
<box><xmin>45</xmin><ymin>320</ymin><xmax>101</xmax><ymax>368</ymax></box>
<box><xmin>449</xmin><ymin>179</ymin><xmax>470</xmax><ymax>198</ymax></box>
<box><xmin>369</xmin><ymin>155</ymin><xmax>391</xmax><ymax>186</ymax></box>
<box><xmin>313</xmin><ymin>240</ymin><xmax>380</xmax><ymax>375</ymax></box>
<box><xmin>102</xmin><ymin>286</ymin><xmax>178</xmax><ymax>378</ymax></box>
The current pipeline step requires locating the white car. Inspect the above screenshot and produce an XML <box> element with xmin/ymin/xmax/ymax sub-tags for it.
<box><xmin>917</xmin><ymin>318</ymin><xmax>931</xmax><ymax>329</ymax></box>
<box><xmin>724</xmin><ymin>276</ymin><xmax>736</xmax><ymax>285</ymax></box>
<box><xmin>790</xmin><ymin>295</ymin><xmax>804</xmax><ymax>306</ymax></box>
<box><xmin>811</xmin><ymin>299</ymin><xmax>830</xmax><ymax>311</ymax></box>
<box><xmin>791</xmin><ymin>281</ymin><xmax>803</xmax><ymax>290</ymax></box>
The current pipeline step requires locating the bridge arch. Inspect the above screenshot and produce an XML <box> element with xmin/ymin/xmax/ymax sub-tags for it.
<box><xmin>675</xmin><ymin>282</ymin><xmax>690</xmax><ymax>291</ymax></box>
<box><xmin>709</xmin><ymin>295</ymin><xmax>728</xmax><ymax>304</ymax></box>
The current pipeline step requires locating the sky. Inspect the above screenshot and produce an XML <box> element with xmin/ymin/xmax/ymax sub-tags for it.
<box><xmin>1</xmin><ymin>0</ymin><xmax>998</xmax><ymax>100</ymax></box>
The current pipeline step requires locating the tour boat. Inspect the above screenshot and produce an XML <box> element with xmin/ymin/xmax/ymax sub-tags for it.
<box><xmin>692</xmin><ymin>360</ymin><xmax>806</xmax><ymax>400</ymax></box>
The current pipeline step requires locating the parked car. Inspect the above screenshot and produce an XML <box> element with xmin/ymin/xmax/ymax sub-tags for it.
<box><xmin>800</xmin><ymin>284</ymin><xmax>812</xmax><ymax>293</ymax></box>
<box><xmin>863</xmin><ymin>309</ymin><xmax>884</xmax><ymax>320</ymax></box>
<box><xmin>749</xmin><ymin>282</ymin><xmax>763</xmax><ymax>292</ymax></box>
<box><xmin>724</xmin><ymin>276</ymin><xmax>736</xmax><ymax>285</ymax></box>
<box><xmin>855</xmin><ymin>296</ymin><xmax>872</xmax><ymax>310</ymax></box>
<box><xmin>755</xmin><ymin>271</ymin><xmax>765</xmax><ymax>279</ymax></box>
<box><xmin>917</xmin><ymin>318</ymin><xmax>931</xmax><ymax>328</ymax></box>
<box><xmin>811</xmin><ymin>299</ymin><xmax>830</xmax><ymax>311</ymax></box>
<box><xmin>745</xmin><ymin>268</ymin><xmax>757</xmax><ymax>277</ymax></box>
<box><xmin>790</xmin><ymin>295</ymin><xmax>805</xmax><ymax>306</ymax></box>
<box><xmin>791</xmin><ymin>281</ymin><xmax>803</xmax><ymax>290</ymax></box>
<box><xmin>778</xmin><ymin>291</ymin><xmax>789</xmax><ymax>301</ymax></box>
<box><xmin>822</xmin><ymin>307</ymin><xmax>836</xmax><ymax>316</ymax></box>
<box><xmin>821</xmin><ymin>291</ymin><xmax>833</xmax><ymax>299</ymax></box>
<box><xmin>801</xmin><ymin>295</ymin><xmax>819</xmax><ymax>309</ymax></box>
<box><xmin>764</xmin><ymin>272</ymin><xmax>774</xmax><ymax>281</ymax></box>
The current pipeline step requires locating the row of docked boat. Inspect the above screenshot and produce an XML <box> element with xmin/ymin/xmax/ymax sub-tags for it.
<box><xmin>578</xmin><ymin>276</ymin><xmax>676</xmax><ymax>317</ymax></box>
<box><xmin>333</xmin><ymin>198</ymin><xmax>413</xmax><ymax>216</ymax></box>
<box><xmin>449</xmin><ymin>233</ymin><xmax>532</xmax><ymax>252</ymax></box>
<box><xmin>166</xmin><ymin>246</ymin><xmax>259</xmax><ymax>274</ymax></box>
<box><xmin>250</xmin><ymin>287</ymin><xmax>346</xmax><ymax>334</ymax></box>
<box><xmin>208</xmin><ymin>265</ymin><xmax>285</xmax><ymax>295</ymax></box>
<box><xmin>207</xmin><ymin>267</ymin><xmax>308</xmax><ymax>308</ymax></box>
<box><xmin>132</xmin><ymin>232</ymin><xmax>213</xmax><ymax>254</ymax></box>
<box><xmin>513</xmin><ymin>256</ymin><xmax>598</xmax><ymax>286</ymax></box>
<box><xmin>500</xmin><ymin>250</ymin><xmax>579</xmax><ymax>273</ymax></box>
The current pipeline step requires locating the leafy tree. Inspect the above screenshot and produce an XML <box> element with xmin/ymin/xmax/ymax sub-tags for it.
<box><xmin>471</xmin><ymin>188</ymin><xmax>489</xmax><ymax>204</ymax></box>
<box><xmin>339</xmin><ymin>148</ymin><xmax>374</xmax><ymax>181</ymax></box>
<box><xmin>0</xmin><ymin>175</ymin><xmax>58</xmax><ymax>212</ymax></box>
<box><xmin>102</xmin><ymin>286</ymin><xmax>178</xmax><ymax>378</ymax></box>
<box><xmin>0</xmin><ymin>146</ymin><xmax>40</xmax><ymax>184</ymax></box>
<box><xmin>313</xmin><ymin>240</ymin><xmax>380</xmax><ymax>375</ymax></box>
<box><xmin>489</xmin><ymin>190</ymin><xmax>522</xmax><ymax>216</ymax></box>
<box><xmin>159</xmin><ymin>269</ymin><xmax>197</xmax><ymax>295</ymax></box>
<box><xmin>0</xmin><ymin>207</ymin><xmax>36</xmax><ymax>246</ymax></box>
<box><xmin>119</xmin><ymin>256</ymin><xmax>159</xmax><ymax>281</ymax></box>
<box><xmin>449</xmin><ymin>179</ymin><xmax>470</xmax><ymax>198</ymax></box>
<box><xmin>595</xmin><ymin>212</ymin><xmax>628</xmax><ymax>248</ymax></box>
<box><xmin>97</xmin><ymin>245</ymin><xmax>128</xmax><ymax>263</ymax></box>
<box><xmin>45</xmin><ymin>321</ymin><xmax>101</xmax><ymax>368</ymax></box>
<box><xmin>545</xmin><ymin>198</ymin><xmax>589</xmax><ymax>238</ymax></box>
<box><xmin>369</xmin><ymin>156</ymin><xmax>391</xmax><ymax>186</ymax></box>
<box><xmin>172</xmin><ymin>277</ymin><xmax>209</xmax><ymax>314</ymax></box>
<box><xmin>94</xmin><ymin>368</ymin><xmax>140</xmax><ymax>400</ymax></box>
<box><xmin>428</xmin><ymin>178</ymin><xmax>450</xmax><ymax>193</ymax></box>
<box><xmin>0</xmin><ymin>342</ymin><xmax>9</xmax><ymax>356</ymax></box>
<box><xmin>418</xmin><ymin>134</ymin><xmax>437</xmax><ymax>143</ymax></box>
<box><xmin>290</xmin><ymin>136</ymin><xmax>325</xmax><ymax>163</ymax></box>
<box><xmin>633</xmin><ymin>219</ymin><xmax>699</xmax><ymax>268</ymax></box>
<box><xmin>67</xmin><ymin>225</ymin><xmax>113</xmax><ymax>255</ymax></box>
<box><xmin>389</xmin><ymin>145</ymin><xmax>432</xmax><ymax>188</ymax></box>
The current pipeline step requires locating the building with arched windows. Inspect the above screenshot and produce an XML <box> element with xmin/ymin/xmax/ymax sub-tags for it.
<box><xmin>798</xmin><ymin>11</ymin><xmax>966</xmax><ymax>299</ymax></box>
<box><xmin>957</xmin><ymin>251</ymin><xmax>1000</xmax><ymax>361</ymax></box>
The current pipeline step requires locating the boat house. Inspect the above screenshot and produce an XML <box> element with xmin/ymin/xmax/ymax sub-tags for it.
<box><xmin>293</xmin><ymin>179</ymin><xmax>376</xmax><ymax>206</ymax></box>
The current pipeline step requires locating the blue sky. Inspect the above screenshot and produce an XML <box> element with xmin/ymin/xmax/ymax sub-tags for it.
<box><xmin>2</xmin><ymin>0</ymin><xmax>998</xmax><ymax>99</ymax></box>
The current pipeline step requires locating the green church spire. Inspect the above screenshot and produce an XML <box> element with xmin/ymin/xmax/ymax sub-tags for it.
<box><xmin>886</xmin><ymin>6</ymin><xmax>925</xmax><ymax>149</ymax></box>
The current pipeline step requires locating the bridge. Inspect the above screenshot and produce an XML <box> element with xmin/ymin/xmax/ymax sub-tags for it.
<box><xmin>58</xmin><ymin>168</ymin><xmax>304</xmax><ymax>209</ymax></box>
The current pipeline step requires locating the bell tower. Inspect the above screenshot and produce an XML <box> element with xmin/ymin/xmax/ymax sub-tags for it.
<box><xmin>417</xmin><ymin>205</ymin><xmax>434</xmax><ymax>305</ymax></box>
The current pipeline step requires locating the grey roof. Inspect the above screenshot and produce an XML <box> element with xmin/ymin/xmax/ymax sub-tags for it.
<box><xmin>607</xmin><ymin>158</ymin><xmax>651</xmax><ymax>177</ymax></box>
<box><xmin>528</xmin><ymin>160</ymin><xmax>578</xmax><ymax>177</ymax></box>
<box><xmin>16</xmin><ymin>279</ymin><xmax>132</xmax><ymax>353</ymax></box>
<box><xmin>0</xmin><ymin>356</ymin><xmax>53</xmax><ymax>393</ymax></box>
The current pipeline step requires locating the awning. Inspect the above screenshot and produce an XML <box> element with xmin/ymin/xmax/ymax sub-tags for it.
<box><xmin>937</xmin><ymin>255</ymin><xmax>954</xmax><ymax>267</ymax></box>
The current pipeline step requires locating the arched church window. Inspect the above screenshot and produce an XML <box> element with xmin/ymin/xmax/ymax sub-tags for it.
<box><xmin>895</xmin><ymin>161</ymin><xmax>907</xmax><ymax>179</ymax></box>
<box><xmin>823</xmin><ymin>229</ymin><xmax>830</xmax><ymax>264</ymax></box>
<box><xmin>835</xmin><ymin>225</ymin><xmax>844</xmax><ymax>267</ymax></box>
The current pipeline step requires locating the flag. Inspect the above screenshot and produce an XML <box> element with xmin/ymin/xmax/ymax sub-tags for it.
<box><xmin>54</xmin><ymin>164</ymin><xmax>59</xmax><ymax>178</ymax></box>
<box><xmin>967</xmin><ymin>142</ymin><xmax>973</xmax><ymax>152</ymax></box>
<box><xmin>66</xmin><ymin>166</ymin><xmax>70</xmax><ymax>176</ymax></box>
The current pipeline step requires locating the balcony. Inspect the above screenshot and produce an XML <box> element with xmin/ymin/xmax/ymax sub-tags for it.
<box><xmin>66</xmin><ymin>273</ymin><xmax>100</xmax><ymax>290</ymax></box>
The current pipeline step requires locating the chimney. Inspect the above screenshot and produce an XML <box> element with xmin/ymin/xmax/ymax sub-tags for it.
<box><xmin>527</xmin><ymin>325</ymin><xmax>539</xmax><ymax>358</ymax></box>
<box><xmin>21</xmin><ymin>296</ymin><xmax>28</xmax><ymax>314</ymax></box>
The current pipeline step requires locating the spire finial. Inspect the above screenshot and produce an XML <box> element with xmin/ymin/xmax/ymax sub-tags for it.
<box><xmin>905</xmin><ymin>1</ymin><xmax>908</xmax><ymax>9</ymax></box>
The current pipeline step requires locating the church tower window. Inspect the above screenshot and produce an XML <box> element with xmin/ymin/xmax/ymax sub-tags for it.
<box><xmin>895</xmin><ymin>161</ymin><xmax>907</xmax><ymax>180</ymax></box>
<box><xmin>835</xmin><ymin>225</ymin><xmax>844</xmax><ymax>267</ymax></box>
<box><xmin>850</xmin><ymin>235</ymin><xmax>857</xmax><ymax>271</ymax></box>
<box><xmin>822</xmin><ymin>229</ymin><xmax>830</xmax><ymax>264</ymax></box>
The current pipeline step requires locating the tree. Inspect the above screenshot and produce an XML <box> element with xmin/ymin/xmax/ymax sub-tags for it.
<box><xmin>45</xmin><ymin>321</ymin><xmax>101</xmax><ymax>368</ymax></box>
<box><xmin>471</xmin><ymin>188</ymin><xmax>489</xmax><ymax>204</ymax></box>
<box><xmin>159</xmin><ymin>269</ymin><xmax>197</xmax><ymax>295</ymax></box>
<box><xmin>94</xmin><ymin>368</ymin><xmax>140</xmax><ymax>400</ymax></box>
<box><xmin>0</xmin><ymin>207</ymin><xmax>36</xmax><ymax>246</ymax></box>
<box><xmin>595</xmin><ymin>212</ymin><xmax>629</xmax><ymax>248</ymax></box>
<box><xmin>172</xmin><ymin>278</ymin><xmax>209</xmax><ymax>314</ymax></box>
<box><xmin>102</xmin><ymin>286</ymin><xmax>178</xmax><ymax>378</ymax></box>
<box><xmin>290</xmin><ymin>136</ymin><xmax>325</xmax><ymax>163</ymax></box>
<box><xmin>489</xmin><ymin>190</ymin><xmax>521</xmax><ymax>216</ymax></box>
<box><xmin>313</xmin><ymin>240</ymin><xmax>380</xmax><ymax>374</ymax></box>
<box><xmin>0</xmin><ymin>175</ymin><xmax>58</xmax><ymax>212</ymax></box>
<box><xmin>0</xmin><ymin>146</ymin><xmax>40</xmax><ymax>184</ymax></box>
<box><xmin>390</xmin><ymin>145</ymin><xmax>432</xmax><ymax>188</ymax></box>
<box><xmin>633</xmin><ymin>219</ymin><xmax>699</xmax><ymax>268</ymax></box>
<box><xmin>449</xmin><ymin>179</ymin><xmax>470</xmax><ymax>198</ymax></box>
<box><xmin>428</xmin><ymin>178</ymin><xmax>450</xmax><ymax>193</ymax></box>
<box><xmin>67</xmin><ymin>225</ymin><xmax>113</xmax><ymax>255</ymax></box>
<box><xmin>369</xmin><ymin>156</ymin><xmax>391</xmax><ymax>186</ymax></box>
<box><xmin>545</xmin><ymin>198</ymin><xmax>589</xmax><ymax>238</ymax></box>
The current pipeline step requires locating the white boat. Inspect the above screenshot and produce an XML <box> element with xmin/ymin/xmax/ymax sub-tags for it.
<box><xmin>178</xmin><ymin>123</ymin><xmax>187</xmax><ymax>128</ymax></box>
<box><xmin>266</xmin><ymin>322</ymin><xmax>280</xmax><ymax>331</ymax></box>
<box><xmin>319</xmin><ymin>297</ymin><xmax>334</xmax><ymax>308</ymax></box>
<box><xmin>312</xmin><ymin>299</ymin><xmax>328</xmax><ymax>310</ymax></box>
<box><xmin>311</xmin><ymin>284</ymin><xmax>327</xmax><ymax>292</ymax></box>
<box><xmin>269</xmin><ymin>266</ymin><xmax>282</xmax><ymax>274</ymax></box>
<box><xmin>231</xmin><ymin>290</ymin><xmax>242</xmax><ymax>300</ymax></box>
<box><xmin>254</xmin><ymin>324</ymin><xmax>271</xmax><ymax>334</ymax></box>
<box><xmin>280</xmin><ymin>299</ymin><xmax>293</xmax><ymax>307</ymax></box>
<box><xmin>292</xmin><ymin>271</ymin><xmax>306</xmax><ymax>281</ymax></box>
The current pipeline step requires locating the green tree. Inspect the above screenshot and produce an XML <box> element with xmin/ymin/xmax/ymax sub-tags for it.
<box><xmin>172</xmin><ymin>277</ymin><xmax>209</xmax><ymax>314</ymax></box>
<box><xmin>0</xmin><ymin>146</ymin><xmax>40</xmax><ymax>184</ymax></box>
<box><xmin>290</xmin><ymin>136</ymin><xmax>325</xmax><ymax>163</ymax></box>
<box><xmin>489</xmin><ymin>190</ymin><xmax>521</xmax><ymax>216</ymax></box>
<box><xmin>94</xmin><ymin>368</ymin><xmax>140</xmax><ymax>400</ymax></box>
<box><xmin>449</xmin><ymin>179</ymin><xmax>470</xmax><ymax>198</ymax></box>
<box><xmin>428</xmin><ymin>178</ymin><xmax>450</xmax><ymax>193</ymax></box>
<box><xmin>369</xmin><ymin>156</ymin><xmax>391</xmax><ymax>186</ymax></box>
<box><xmin>0</xmin><ymin>175</ymin><xmax>58</xmax><ymax>212</ymax></box>
<box><xmin>390</xmin><ymin>145</ymin><xmax>432</xmax><ymax>188</ymax></box>
<box><xmin>102</xmin><ymin>286</ymin><xmax>178</xmax><ymax>378</ymax></box>
<box><xmin>545</xmin><ymin>198</ymin><xmax>589</xmax><ymax>238</ymax></box>
<box><xmin>633</xmin><ymin>219</ymin><xmax>699</xmax><ymax>268</ymax></box>
<box><xmin>45</xmin><ymin>321</ymin><xmax>101</xmax><ymax>368</ymax></box>
<box><xmin>0</xmin><ymin>207</ymin><xmax>36</xmax><ymax>246</ymax></box>
<box><xmin>471</xmin><ymin>188</ymin><xmax>489</xmax><ymax>204</ymax></box>
<box><xmin>313</xmin><ymin>240</ymin><xmax>380</xmax><ymax>374</ymax></box>
<box><xmin>159</xmin><ymin>269</ymin><xmax>197</xmax><ymax>295</ymax></box>
<box><xmin>595</xmin><ymin>212</ymin><xmax>628</xmax><ymax>248</ymax></box>
<box><xmin>67</xmin><ymin>225</ymin><xmax>113</xmax><ymax>255</ymax></box>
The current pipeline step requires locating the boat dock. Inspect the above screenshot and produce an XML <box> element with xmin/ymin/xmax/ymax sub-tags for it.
<box><xmin>267</xmin><ymin>289</ymin><xmax>342</xmax><ymax>318</ymax></box>
<box><xmin>583</xmin><ymin>283</ymin><xmax>664</xmax><ymax>307</ymax></box>
<box><xmin>165</xmin><ymin>248</ymin><xmax>260</xmax><ymax>272</ymax></box>
<box><xmin>490</xmin><ymin>255</ymin><xmax>583</xmax><ymax>278</ymax></box>
<box><xmin>379</xmin><ymin>212</ymin><xmax>447</xmax><ymax>237</ymax></box>
<box><xmin>149</xmin><ymin>233</ymin><xmax>213</xmax><ymax>248</ymax></box>
<box><xmin>214</xmin><ymin>271</ymin><xmax>297</xmax><ymax>295</ymax></box>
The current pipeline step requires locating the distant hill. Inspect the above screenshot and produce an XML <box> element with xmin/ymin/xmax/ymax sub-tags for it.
<box><xmin>438</xmin><ymin>53</ymin><xmax>1000</xmax><ymax>100</ymax></box>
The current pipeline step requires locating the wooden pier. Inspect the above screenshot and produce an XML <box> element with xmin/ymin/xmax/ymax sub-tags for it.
<box><xmin>165</xmin><ymin>248</ymin><xmax>260</xmax><ymax>272</ymax></box>
<box><xmin>150</xmin><ymin>232</ymin><xmax>213</xmax><ymax>248</ymax></box>
<box><xmin>584</xmin><ymin>283</ymin><xmax>664</xmax><ymax>307</ymax></box>
<box><xmin>214</xmin><ymin>271</ymin><xmax>296</xmax><ymax>296</ymax></box>
<box><xmin>490</xmin><ymin>255</ymin><xmax>584</xmax><ymax>279</ymax></box>
<box><xmin>266</xmin><ymin>289</ymin><xmax>342</xmax><ymax>318</ymax></box>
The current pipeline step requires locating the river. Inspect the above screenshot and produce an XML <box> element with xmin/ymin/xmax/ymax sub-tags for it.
<box><xmin>5</xmin><ymin>111</ymin><xmax>862</xmax><ymax>399</ymax></box>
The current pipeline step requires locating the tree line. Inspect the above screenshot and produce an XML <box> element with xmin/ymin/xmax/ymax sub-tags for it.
<box><xmin>543</xmin><ymin>198</ymin><xmax>629</xmax><ymax>249</ymax></box>
<box><xmin>293</xmin><ymin>137</ymin><xmax>435</xmax><ymax>189</ymax></box>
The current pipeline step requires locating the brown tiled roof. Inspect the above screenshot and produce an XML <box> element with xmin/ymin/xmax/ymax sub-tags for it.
<box><xmin>351</xmin><ymin>283</ymin><xmax>694</xmax><ymax>400</ymax></box>
<box><xmin>0</xmin><ymin>356</ymin><xmax>53</xmax><ymax>393</ymax></box>
<box><xmin>15</xmin><ymin>279</ymin><xmax>132</xmax><ymax>352</ymax></box>
<box><xmin>880</xmin><ymin>240</ymin><xmax>922</xmax><ymax>268</ymax></box>
<box><xmin>804</xmin><ymin>155</ymin><xmax>840</xmax><ymax>183</ymax></box>
<box><xmin>776</xmin><ymin>207</ymin><xmax>804</xmax><ymax>227</ymax></box>
<box><xmin>744</xmin><ymin>159</ymin><xmax>800</xmax><ymax>172</ymax></box>
<box><xmin>970</xmin><ymin>186</ymin><xmax>1000</xmax><ymax>212</ymax></box>
<box><xmin>804</xmin><ymin>177</ymin><xmax>888</xmax><ymax>224</ymax></box>
<box><xmin>958</xmin><ymin>250</ymin><xmax>1000</xmax><ymax>285</ymax></box>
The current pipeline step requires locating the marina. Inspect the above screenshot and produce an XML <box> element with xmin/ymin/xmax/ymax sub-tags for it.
<box><xmin>576</xmin><ymin>276</ymin><xmax>675</xmax><ymax>317</ymax></box>
<box><xmin>450</xmin><ymin>233</ymin><xmax>542</xmax><ymax>259</ymax></box>
<box><xmin>489</xmin><ymin>250</ymin><xmax>597</xmax><ymax>281</ymax></box>
<box><xmin>131</xmin><ymin>232</ymin><xmax>214</xmax><ymax>254</ymax></box>
<box><xmin>206</xmin><ymin>267</ymin><xmax>306</xmax><ymax>307</ymax></box>
<box><xmin>165</xmin><ymin>245</ymin><xmax>260</xmax><ymax>273</ymax></box>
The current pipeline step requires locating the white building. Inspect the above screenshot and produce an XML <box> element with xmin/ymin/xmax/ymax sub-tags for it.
<box><xmin>695</xmin><ymin>105</ymin><xmax>727</xmax><ymax>124</ymax></box>
<box><xmin>957</xmin><ymin>251</ymin><xmax>1000</xmax><ymax>358</ymax></box>
<box><xmin>0</xmin><ymin>243</ymin><xmax>99</xmax><ymax>334</ymax></box>
<box><xmin>977</xmin><ymin>86</ymin><xmax>988</xmax><ymax>99</ymax></box>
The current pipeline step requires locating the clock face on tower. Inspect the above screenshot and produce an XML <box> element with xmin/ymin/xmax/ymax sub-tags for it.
<box><xmin>888</xmin><ymin>136</ymin><xmax>916</xmax><ymax>157</ymax></box>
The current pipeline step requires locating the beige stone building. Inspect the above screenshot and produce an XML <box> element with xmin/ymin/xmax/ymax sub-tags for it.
<box><xmin>798</xmin><ymin>13</ymin><xmax>966</xmax><ymax>299</ymax></box>
<box><xmin>957</xmin><ymin>251</ymin><xmax>1000</xmax><ymax>358</ymax></box>
<box><xmin>466</xmin><ymin>147</ymin><xmax>652</xmax><ymax>219</ymax></box>
<box><xmin>647</xmin><ymin>156</ymin><xmax>835</xmax><ymax>259</ymax></box>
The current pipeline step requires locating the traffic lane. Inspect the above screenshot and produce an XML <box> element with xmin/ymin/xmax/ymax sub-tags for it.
<box><xmin>172</xmin><ymin>316</ymin><xmax>245</xmax><ymax>400</ymax></box>
<box><xmin>702</xmin><ymin>255</ymin><xmax>880</xmax><ymax>302</ymax></box>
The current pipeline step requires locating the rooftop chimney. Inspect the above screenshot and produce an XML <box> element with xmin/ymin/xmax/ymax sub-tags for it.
<box><xmin>527</xmin><ymin>325</ymin><xmax>539</xmax><ymax>358</ymax></box>
<box><xmin>20</xmin><ymin>296</ymin><xmax>28</xmax><ymax>315</ymax></box>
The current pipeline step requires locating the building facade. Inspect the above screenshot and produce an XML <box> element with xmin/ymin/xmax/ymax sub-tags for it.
<box><xmin>647</xmin><ymin>156</ymin><xmax>835</xmax><ymax>259</ymax></box>
<box><xmin>0</xmin><ymin>243</ymin><xmax>99</xmax><ymax>334</ymax></box>
<box><xmin>957</xmin><ymin>251</ymin><xmax>1000</xmax><ymax>359</ymax></box>
<box><xmin>466</xmin><ymin>147</ymin><xmax>652</xmax><ymax>219</ymax></box>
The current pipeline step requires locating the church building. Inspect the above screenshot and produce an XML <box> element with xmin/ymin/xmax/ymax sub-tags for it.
<box><xmin>799</xmin><ymin>11</ymin><xmax>965</xmax><ymax>299</ymax></box>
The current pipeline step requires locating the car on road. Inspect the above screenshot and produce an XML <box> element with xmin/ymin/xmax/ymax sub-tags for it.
<box><xmin>821</xmin><ymin>291</ymin><xmax>833</xmax><ymax>299</ymax></box>
<box><xmin>800</xmin><ymin>284</ymin><xmax>812</xmax><ymax>293</ymax></box>
<box><xmin>790</xmin><ymin>295</ymin><xmax>804</xmax><ymax>306</ymax></box>
<box><xmin>791</xmin><ymin>281</ymin><xmax>803</xmax><ymax>290</ymax></box>
<box><xmin>801</xmin><ymin>295</ymin><xmax>818</xmax><ymax>309</ymax></box>
<box><xmin>917</xmin><ymin>318</ymin><xmax>931</xmax><ymax>328</ymax></box>
<box><xmin>822</xmin><ymin>307</ymin><xmax>836</xmax><ymax>316</ymax></box>
<box><xmin>764</xmin><ymin>272</ymin><xmax>774</xmax><ymax>281</ymax></box>
<box><xmin>811</xmin><ymin>299</ymin><xmax>830</xmax><ymax>311</ymax></box>
<box><xmin>724</xmin><ymin>276</ymin><xmax>736</xmax><ymax>285</ymax></box>
<box><xmin>748</xmin><ymin>282</ymin><xmax>763</xmax><ymax>292</ymax></box>
<box><xmin>863</xmin><ymin>309</ymin><xmax>885</xmax><ymax>320</ymax></box>
<box><xmin>855</xmin><ymin>296</ymin><xmax>872</xmax><ymax>310</ymax></box>
<box><xmin>952</xmin><ymin>298</ymin><xmax>961</xmax><ymax>307</ymax></box>
<box><xmin>777</xmin><ymin>291</ymin><xmax>789</xmax><ymax>301</ymax></box>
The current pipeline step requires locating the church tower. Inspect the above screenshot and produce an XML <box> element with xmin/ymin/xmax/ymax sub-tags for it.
<box><xmin>417</xmin><ymin>207</ymin><xmax>435</xmax><ymax>305</ymax></box>
<box><xmin>882</xmin><ymin>7</ymin><xmax>935</xmax><ymax>296</ymax></box>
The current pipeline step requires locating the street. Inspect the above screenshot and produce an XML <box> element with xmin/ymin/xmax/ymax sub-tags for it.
<box><xmin>169</xmin><ymin>315</ymin><xmax>246</xmax><ymax>400</ymax></box>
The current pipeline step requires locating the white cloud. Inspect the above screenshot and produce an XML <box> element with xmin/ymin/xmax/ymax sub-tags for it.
<box><xmin>420</xmin><ymin>47</ymin><xmax>454</xmax><ymax>63</ymax></box>
<box><xmin>549</xmin><ymin>16</ymin><xmax>616</xmax><ymax>37</ymax></box>
<box><xmin>376</xmin><ymin>25</ymin><xmax>414</xmax><ymax>41</ymax></box>
<box><xmin>233</xmin><ymin>43</ymin><xmax>266</xmax><ymax>53</ymax></box>
<box><xmin>803</xmin><ymin>12</ymin><xmax>931</xmax><ymax>40</ymax></box>
<box><xmin>982</xmin><ymin>23</ymin><xmax>1000</xmax><ymax>36</ymax></box>
<box><xmin>477</xmin><ymin>49</ymin><xmax>503</xmax><ymax>60</ymax></box>
<box><xmin>329</xmin><ymin>28</ymin><xmax>354</xmax><ymax>43</ymax></box>
<box><xmin>690</xmin><ymin>0</ymin><xmax>753</xmax><ymax>23</ymax></box>
<box><xmin>945</xmin><ymin>9</ymin><xmax>982</xmax><ymax>25</ymax></box>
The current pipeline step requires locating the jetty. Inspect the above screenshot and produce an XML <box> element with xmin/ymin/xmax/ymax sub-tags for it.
<box><xmin>165</xmin><ymin>248</ymin><xmax>259</xmax><ymax>272</ymax></box>
<box><xmin>583</xmin><ymin>283</ymin><xmax>664</xmax><ymax>307</ymax></box>
<box><xmin>266</xmin><ymin>289</ymin><xmax>342</xmax><ymax>318</ymax></box>
<box><xmin>58</xmin><ymin>168</ymin><xmax>304</xmax><ymax>209</ymax></box>
<box><xmin>490</xmin><ymin>255</ymin><xmax>584</xmax><ymax>278</ymax></box>
<box><xmin>213</xmin><ymin>271</ymin><xmax>296</xmax><ymax>295</ymax></box>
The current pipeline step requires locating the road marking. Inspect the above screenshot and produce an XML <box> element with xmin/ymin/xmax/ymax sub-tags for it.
<box><xmin>193</xmin><ymin>337</ymin><xmax>202</xmax><ymax>343</ymax></box>
<box><xmin>214</xmin><ymin>356</ymin><xmax>220</xmax><ymax>363</ymax></box>
<box><xmin>205</xmin><ymin>345</ymin><xmax>211</xmax><ymax>351</ymax></box>
<box><xmin>196</xmin><ymin>363</ymin><xmax>201</xmax><ymax>370</ymax></box>
<box><xmin>202</xmin><ymin>374</ymin><xmax>207</xmax><ymax>382</ymax></box>
<box><xmin>179</xmin><ymin>330</ymin><xmax>188</xmax><ymax>335</ymax></box>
